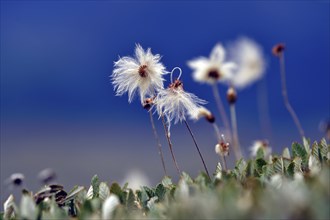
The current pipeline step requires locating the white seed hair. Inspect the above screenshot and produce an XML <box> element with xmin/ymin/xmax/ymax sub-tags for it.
<box><xmin>190</xmin><ymin>106</ymin><xmax>212</xmax><ymax>121</ymax></box>
<box><xmin>228</xmin><ymin>37</ymin><xmax>266</xmax><ymax>89</ymax></box>
<box><xmin>155</xmin><ymin>85</ymin><xmax>207</xmax><ymax>129</ymax></box>
<box><xmin>112</xmin><ymin>44</ymin><xmax>167</xmax><ymax>103</ymax></box>
<box><xmin>187</xmin><ymin>43</ymin><xmax>236</xmax><ymax>84</ymax></box>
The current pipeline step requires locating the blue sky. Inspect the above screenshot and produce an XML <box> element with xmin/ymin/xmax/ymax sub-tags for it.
<box><xmin>1</xmin><ymin>1</ymin><xmax>329</xmax><ymax>199</ymax></box>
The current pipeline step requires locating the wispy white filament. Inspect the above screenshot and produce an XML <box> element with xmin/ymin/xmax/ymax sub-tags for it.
<box><xmin>112</xmin><ymin>44</ymin><xmax>167</xmax><ymax>103</ymax></box>
<box><xmin>155</xmin><ymin>83</ymin><xmax>207</xmax><ymax>128</ymax></box>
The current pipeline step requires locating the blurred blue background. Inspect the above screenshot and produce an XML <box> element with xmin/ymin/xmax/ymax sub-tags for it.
<box><xmin>1</xmin><ymin>1</ymin><xmax>329</xmax><ymax>201</ymax></box>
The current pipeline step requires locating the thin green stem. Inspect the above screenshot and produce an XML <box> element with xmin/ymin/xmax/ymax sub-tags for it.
<box><xmin>184</xmin><ymin>120</ymin><xmax>210</xmax><ymax>179</ymax></box>
<box><xmin>212</xmin><ymin>84</ymin><xmax>231</xmax><ymax>136</ymax></box>
<box><xmin>279</xmin><ymin>54</ymin><xmax>305</xmax><ymax>138</ymax></box>
<box><xmin>213</xmin><ymin>123</ymin><xmax>227</xmax><ymax>171</ymax></box>
<box><xmin>161</xmin><ymin>114</ymin><xmax>181</xmax><ymax>176</ymax></box>
<box><xmin>230</xmin><ymin>104</ymin><xmax>242</xmax><ymax>160</ymax></box>
<box><xmin>149</xmin><ymin>111</ymin><xmax>167</xmax><ymax>176</ymax></box>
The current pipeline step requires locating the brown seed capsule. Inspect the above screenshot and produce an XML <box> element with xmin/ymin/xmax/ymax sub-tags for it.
<box><xmin>227</xmin><ymin>87</ymin><xmax>237</xmax><ymax>104</ymax></box>
<box><xmin>205</xmin><ymin>114</ymin><xmax>215</xmax><ymax>123</ymax></box>
<box><xmin>169</xmin><ymin>79</ymin><xmax>183</xmax><ymax>90</ymax></box>
<box><xmin>143</xmin><ymin>98</ymin><xmax>154</xmax><ymax>110</ymax></box>
<box><xmin>272</xmin><ymin>43</ymin><xmax>285</xmax><ymax>57</ymax></box>
<box><xmin>138</xmin><ymin>65</ymin><xmax>148</xmax><ymax>77</ymax></box>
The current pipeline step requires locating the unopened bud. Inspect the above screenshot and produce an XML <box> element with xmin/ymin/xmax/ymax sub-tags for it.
<box><xmin>227</xmin><ymin>87</ymin><xmax>237</xmax><ymax>104</ymax></box>
<box><xmin>272</xmin><ymin>43</ymin><xmax>285</xmax><ymax>57</ymax></box>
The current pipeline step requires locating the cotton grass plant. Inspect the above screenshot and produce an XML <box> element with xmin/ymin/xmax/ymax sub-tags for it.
<box><xmin>112</xmin><ymin>44</ymin><xmax>168</xmax><ymax>175</ymax></box>
<box><xmin>1</xmin><ymin>40</ymin><xmax>329</xmax><ymax>220</ymax></box>
<box><xmin>155</xmin><ymin>67</ymin><xmax>210</xmax><ymax>178</ymax></box>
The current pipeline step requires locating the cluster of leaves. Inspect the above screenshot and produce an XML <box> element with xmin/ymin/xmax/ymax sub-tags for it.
<box><xmin>1</xmin><ymin>138</ymin><xmax>329</xmax><ymax>219</ymax></box>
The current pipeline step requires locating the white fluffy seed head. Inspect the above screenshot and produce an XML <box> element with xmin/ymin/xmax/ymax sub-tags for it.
<box><xmin>187</xmin><ymin>43</ymin><xmax>236</xmax><ymax>84</ymax></box>
<box><xmin>112</xmin><ymin>44</ymin><xmax>167</xmax><ymax>103</ymax></box>
<box><xmin>228</xmin><ymin>37</ymin><xmax>266</xmax><ymax>89</ymax></box>
<box><xmin>155</xmin><ymin>79</ymin><xmax>207</xmax><ymax>130</ymax></box>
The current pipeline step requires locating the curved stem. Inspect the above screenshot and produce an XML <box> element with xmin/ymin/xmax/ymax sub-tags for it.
<box><xmin>149</xmin><ymin>111</ymin><xmax>167</xmax><ymax>176</ymax></box>
<box><xmin>212</xmin><ymin>84</ymin><xmax>231</xmax><ymax>136</ymax></box>
<box><xmin>161</xmin><ymin>114</ymin><xmax>181</xmax><ymax>175</ymax></box>
<box><xmin>230</xmin><ymin>104</ymin><xmax>242</xmax><ymax>160</ymax></box>
<box><xmin>184</xmin><ymin>120</ymin><xmax>210</xmax><ymax>179</ymax></box>
<box><xmin>213</xmin><ymin>123</ymin><xmax>227</xmax><ymax>171</ymax></box>
<box><xmin>279</xmin><ymin>54</ymin><xmax>305</xmax><ymax>138</ymax></box>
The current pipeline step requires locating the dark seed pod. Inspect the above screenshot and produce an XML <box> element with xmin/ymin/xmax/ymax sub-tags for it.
<box><xmin>205</xmin><ymin>114</ymin><xmax>215</xmax><ymax>123</ymax></box>
<box><xmin>272</xmin><ymin>43</ymin><xmax>285</xmax><ymax>57</ymax></box>
<box><xmin>227</xmin><ymin>87</ymin><xmax>237</xmax><ymax>104</ymax></box>
<box><xmin>143</xmin><ymin>98</ymin><xmax>154</xmax><ymax>110</ymax></box>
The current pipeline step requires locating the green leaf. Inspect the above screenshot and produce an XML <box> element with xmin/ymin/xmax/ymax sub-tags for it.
<box><xmin>20</xmin><ymin>193</ymin><xmax>37</xmax><ymax>220</ymax></box>
<box><xmin>245</xmin><ymin>160</ymin><xmax>255</xmax><ymax>177</ymax></box>
<box><xmin>233</xmin><ymin>158</ymin><xmax>248</xmax><ymax>181</ymax></box>
<box><xmin>255</xmin><ymin>158</ymin><xmax>267</xmax><ymax>175</ymax></box>
<box><xmin>262</xmin><ymin>164</ymin><xmax>275</xmax><ymax>178</ymax></box>
<box><xmin>303</xmin><ymin>137</ymin><xmax>311</xmax><ymax>153</ymax></box>
<box><xmin>142</xmin><ymin>186</ymin><xmax>155</xmax><ymax>198</ymax></box>
<box><xmin>138</xmin><ymin>188</ymin><xmax>150</xmax><ymax>210</ymax></box>
<box><xmin>64</xmin><ymin>185</ymin><xmax>85</xmax><ymax>203</ymax></box>
<box><xmin>214</xmin><ymin>162</ymin><xmax>222</xmax><ymax>180</ymax></box>
<box><xmin>272</xmin><ymin>157</ymin><xmax>284</xmax><ymax>174</ymax></box>
<box><xmin>155</xmin><ymin>184</ymin><xmax>166</xmax><ymax>201</ymax></box>
<box><xmin>195</xmin><ymin>172</ymin><xmax>211</xmax><ymax>187</ymax></box>
<box><xmin>3</xmin><ymin>194</ymin><xmax>15</xmax><ymax>220</ymax></box>
<box><xmin>126</xmin><ymin>189</ymin><xmax>136</xmax><ymax>209</ymax></box>
<box><xmin>291</xmin><ymin>142</ymin><xmax>308</xmax><ymax>167</ymax></box>
<box><xmin>286</xmin><ymin>162</ymin><xmax>295</xmax><ymax>178</ymax></box>
<box><xmin>91</xmin><ymin>175</ymin><xmax>100</xmax><ymax>199</ymax></box>
<box><xmin>162</xmin><ymin>176</ymin><xmax>174</xmax><ymax>189</ymax></box>
<box><xmin>110</xmin><ymin>183</ymin><xmax>123</xmax><ymax>204</ymax></box>
<box><xmin>256</xmin><ymin>148</ymin><xmax>265</xmax><ymax>159</ymax></box>
<box><xmin>293</xmin><ymin>157</ymin><xmax>303</xmax><ymax>173</ymax></box>
<box><xmin>181</xmin><ymin>172</ymin><xmax>193</xmax><ymax>184</ymax></box>
<box><xmin>99</xmin><ymin>182</ymin><xmax>110</xmax><ymax>201</ymax></box>
<box><xmin>282</xmin><ymin>147</ymin><xmax>291</xmax><ymax>159</ymax></box>
<box><xmin>319</xmin><ymin>138</ymin><xmax>329</xmax><ymax>162</ymax></box>
<box><xmin>311</xmin><ymin>141</ymin><xmax>320</xmax><ymax>160</ymax></box>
